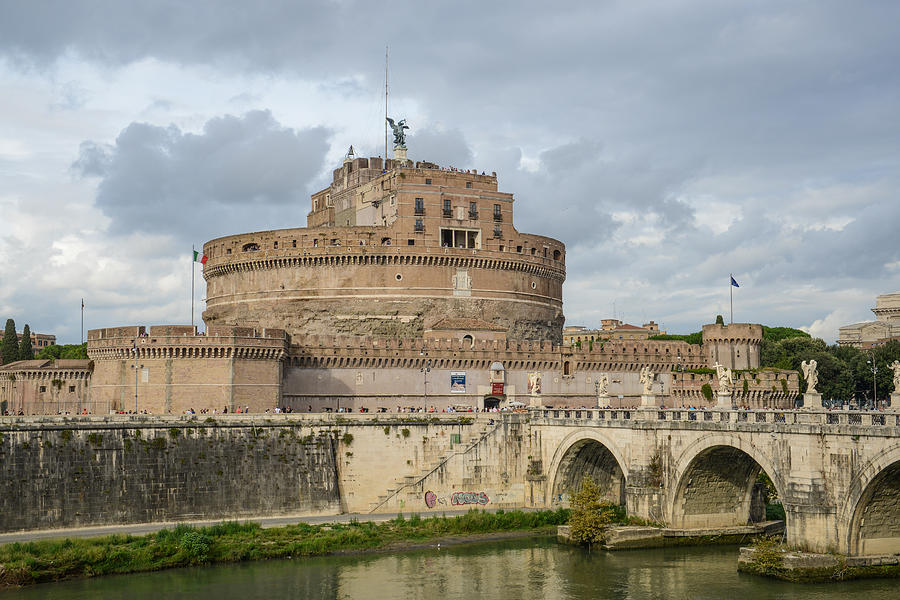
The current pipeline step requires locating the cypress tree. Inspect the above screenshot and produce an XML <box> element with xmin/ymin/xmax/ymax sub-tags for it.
<box><xmin>1</xmin><ymin>319</ymin><xmax>17</xmax><ymax>365</ymax></box>
<box><xmin>18</xmin><ymin>324</ymin><xmax>34</xmax><ymax>361</ymax></box>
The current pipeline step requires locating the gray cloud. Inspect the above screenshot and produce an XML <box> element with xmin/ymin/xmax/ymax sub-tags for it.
<box><xmin>3</xmin><ymin>2</ymin><xmax>900</xmax><ymax>342</ymax></box>
<box><xmin>73</xmin><ymin>110</ymin><xmax>331</xmax><ymax>241</ymax></box>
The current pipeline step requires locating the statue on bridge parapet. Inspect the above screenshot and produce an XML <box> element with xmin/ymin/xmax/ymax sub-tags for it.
<box><xmin>801</xmin><ymin>360</ymin><xmax>819</xmax><ymax>394</ymax></box>
<box><xmin>801</xmin><ymin>359</ymin><xmax>822</xmax><ymax>410</ymax></box>
<box><xmin>639</xmin><ymin>366</ymin><xmax>654</xmax><ymax>395</ymax></box>
<box><xmin>714</xmin><ymin>362</ymin><xmax>734</xmax><ymax>408</ymax></box>
<box><xmin>639</xmin><ymin>366</ymin><xmax>657</xmax><ymax>407</ymax></box>
<box><xmin>890</xmin><ymin>360</ymin><xmax>900</xmax><ymax>410</ymax></box>
<box><xmin>596</xmin><ymin>373</ymin><xmax>610</xmax><ymax>407</ymax></box>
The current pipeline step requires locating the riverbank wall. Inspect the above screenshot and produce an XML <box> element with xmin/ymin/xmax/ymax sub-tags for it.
<box><xmin>0</xmin><ymin>414</ymin><xmax>512</xmax><ymax>533</ymax></box>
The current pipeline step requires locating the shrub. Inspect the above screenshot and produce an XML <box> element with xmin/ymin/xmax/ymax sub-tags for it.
<box><xmin>179</xmin><ymin>530</ymin><xmax>212</xmax><ymax>564</ymax></box>
<box><xmin>701</xmin><ymin>384</ymin><xmax>713</xmax><ymax>402</ymax></box>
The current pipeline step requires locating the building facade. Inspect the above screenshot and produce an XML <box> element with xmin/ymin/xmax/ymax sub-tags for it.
<box><xmin>563</xmin><ymin>320</ymin><xmax>665</xmax><ymax>346</ymax></box>
<box><xmin>838</xmin><ymin>292</ymin><xmax>900</xmax><ymax>348</ymax></box>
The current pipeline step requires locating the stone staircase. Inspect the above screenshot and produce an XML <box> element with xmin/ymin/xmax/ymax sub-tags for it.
<box><xmin>366</xmin><ymin>416</ymin><xmax>501</xmax><ymax>513</ymax></box>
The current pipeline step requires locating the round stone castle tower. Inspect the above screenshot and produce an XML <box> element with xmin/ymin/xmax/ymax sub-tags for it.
<box><xmin>202</xmin><ymin>156</ymin><xmax>566</xmax><ymax>343</ymax></box>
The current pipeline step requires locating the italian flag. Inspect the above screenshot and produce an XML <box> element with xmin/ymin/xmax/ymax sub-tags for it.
<box><xmin>193</xmin><ymin>250</ymin><xmax>208</xmax><ymax>265</ymax></box>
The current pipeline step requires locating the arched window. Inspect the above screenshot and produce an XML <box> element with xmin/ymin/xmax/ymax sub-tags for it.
<box><xmin>564</xmin><ymin>361</ymin><xmax>571</xmax><ymax>376</ymax></box>
<box><xmin>462</xmin><ymin>334</ymin><xmax>474</xmax><ymax>349</ymax></box>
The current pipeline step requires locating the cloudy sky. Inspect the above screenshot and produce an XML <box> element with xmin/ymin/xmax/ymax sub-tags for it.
<box><xmin>1</xmin><ymin>1</ymin><xmax>899</xmax><ymax>344</ymax></box>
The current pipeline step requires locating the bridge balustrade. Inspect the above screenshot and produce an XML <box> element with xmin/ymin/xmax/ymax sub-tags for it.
<box><xmin>532</xmin><ymin>407</ymin><xmax>900</xmax><ymax>429</ymax></box>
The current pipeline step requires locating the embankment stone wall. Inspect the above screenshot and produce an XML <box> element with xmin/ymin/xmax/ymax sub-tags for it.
<box><xmin>0</xmin><ymin>417</ymin><xmax>342</xmax><ymax>532</ymax></box>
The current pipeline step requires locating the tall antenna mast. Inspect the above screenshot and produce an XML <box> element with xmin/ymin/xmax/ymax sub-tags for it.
<box><xmin>384</xmin><ymin>45</ymin><xmax>389</xmax><ymax>161</ymax></box>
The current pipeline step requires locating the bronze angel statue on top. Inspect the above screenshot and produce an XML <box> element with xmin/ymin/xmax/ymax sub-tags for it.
<box><xmin>386</xmin><ymin>117</ymin><xmax>409</xmax><ymax>147</ymax></box>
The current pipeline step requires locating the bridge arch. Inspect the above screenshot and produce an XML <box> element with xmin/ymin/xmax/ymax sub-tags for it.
<box><xmin>669</xmin><ymin>434</ymin><xmax>786</xmax><ymax>530</ymax></box>
<box><xmin>845</xmin><ymin>443</ymin><xmax>900</xmax><ymax>556</ymax></box>
<box><xmin>545</xmin><ymin>429</ymin><xmax>627</xmax><ymax>507</ymax></box>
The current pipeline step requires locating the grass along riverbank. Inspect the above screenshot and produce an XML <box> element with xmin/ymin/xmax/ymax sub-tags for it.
<box><xmin>0</xmin><ymin>509</ymin><xmax>569</xmax><ymax>587</ymax></box>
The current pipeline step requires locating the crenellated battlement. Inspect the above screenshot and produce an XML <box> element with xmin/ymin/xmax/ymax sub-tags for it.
<box><xmin>285</xmin><ymin>334</ymin><xmax>709</xmax><ymax>372</ymax></box>
<box><xmin>87</xmin><ymin>325</ymin><xmax>288</xmax><ymax>362</ymax></box>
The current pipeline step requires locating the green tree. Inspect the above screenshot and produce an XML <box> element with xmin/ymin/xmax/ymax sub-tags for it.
<box><xmin>1</xmin><ymin>319</ymin><xmax>18</xmax><ymax>365</ymax></box>
<box><xmin>715</xmin><ymin>315</ymin><xmax>725</xmax><ymax>325</ymax></box>
<box><xmin>36</xmin><ymin>343</ymin><xmax>88</xmax><ymax>360</ymax></box>
<box><xmin>18</xmin><ymin>324</ymin><xmax>34</xmax><ymax>361</ymax></box>
<box><xmin>568</xmin><ymin>477</ymin><xmax>620</xmax><ymax>546</ymax></box>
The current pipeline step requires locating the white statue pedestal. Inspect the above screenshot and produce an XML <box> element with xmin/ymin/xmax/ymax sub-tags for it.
<box><xmin>803</xmin><ymin>392</ymin><xmax>823</xmax><ymax>410</ymax></box>
<box><xmin>393</xmin><ymin>146</ymin><xmax>410</xmax><ymax>165</ymax></box>
<box><xmin>716</xmin><ymin>392</ymin><xmax>732</xmax><ymax>409</ymax></box>
<box><xmin>890</xmin><ymin>393</ymin><xmax>900</xmax><ymax>411</ymax></box>
<box><xmin>640</xmin><ymin>394</ymin><xmax>657</xmax><ymax>408</ymax></box>
<box><xmin>597</xmin><ymin>395</ymin><xmax>610</xmax><ymax>408</ymax></box>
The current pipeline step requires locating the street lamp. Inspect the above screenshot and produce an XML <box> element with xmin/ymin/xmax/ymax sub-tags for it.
<box><xmin>420</xmin><ymin>361</ymin><xmax>431</xmax><ymax>413</ymax></box>
<box><xmin>131</xmin><ymin>341</ymin><xmax>142</xmax><ymax>414</ymax></box>
<box><xmin>867</xmin><ymin>356</ymin><xmax>878</xmax><ymax>410</ymax></box>
<box><xmin>676</xmin><ymin>354</ymin><xmax>683</xmax><ymax>409</ymax></box>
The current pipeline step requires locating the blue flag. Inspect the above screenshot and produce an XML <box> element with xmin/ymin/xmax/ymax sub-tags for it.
<box><xmin>730</xmin><ymin>276</ymin><xmax>740</xmax><ymax>288</ymax></box>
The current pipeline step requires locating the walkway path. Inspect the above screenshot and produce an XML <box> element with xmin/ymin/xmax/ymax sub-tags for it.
<box><xmin>0</xmin><ymin>507</ymin><xmax>538</xmax><ymax>545</ymax></box>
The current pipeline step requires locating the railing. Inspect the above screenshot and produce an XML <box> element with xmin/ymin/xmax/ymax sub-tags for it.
<box><xmin>442</xmin><ymin>208</ymin><xmax>452</xmax><ymax>218</ymax></box>
<box><xmin>531</xmin><ymin>407</ymin><xmax>900</xmax><ymax>429</ymax></box>
<box><xmin>414</xmin><ymin>221</ymin><xmax>425</xmax><ymax>232</ymax></box>
<box><xmin>469</xmin><ymin>210</ymin><xmax>478</xmax><ymax>219</ymax></box>
<box><xmin>414</xmin><ymin>207</ymin><xmax>425</xmax><ymax>216</ymax></box>
<box><xmin>493</xmin><ymin>212</ymin><xmax>503</xmax><ymax>222</ymax></box>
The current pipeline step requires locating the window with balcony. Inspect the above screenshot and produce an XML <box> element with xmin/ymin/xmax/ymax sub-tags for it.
<box><xmin>443</xmin><ymin>199</ymin><xmax>452</xmax><ymax>217</ymax></box>
<box><xmin>414</xmin><ymin>197</ymin><xmax>425</xmax><ymax>215</ymax></box>
<box><xmin>441</xmin><ymin>227</ymin><xmax>480</xmax><ymax>249</ymax></box>
<box><xmin>415</xmin><ymin>218</ymin><xmax>425</xmax><ymax>232</ymax></box>
<box><xmin>493</xmin><ymin>225</ymin><xmax>502</xmax><ymax>238</ymax></box>
<box><xmin>493</xmin><ymin>204</ymin><xmax>502</xmax><ymax>221</ymax></box>
<box><xmin>469</xmin><ymin>201</ymin><xmax>478</xmax><ymax>219</ymax></box>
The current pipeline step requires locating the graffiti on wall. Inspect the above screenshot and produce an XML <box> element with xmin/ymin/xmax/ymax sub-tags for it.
<box><xmin>451</xmin><ymin>491</ymin><xmax>489</xmax><ymax>505</ymax></box>
<box><xmin>424</xmin><ymin>490</ymin><xmax>490</xmax><ymax>507</ymax></box>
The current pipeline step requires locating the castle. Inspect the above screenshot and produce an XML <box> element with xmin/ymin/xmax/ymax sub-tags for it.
<box><xmin>0</xmin><ymin>151</ymin><xmax>798</xmax><ymax>414</ymax></box>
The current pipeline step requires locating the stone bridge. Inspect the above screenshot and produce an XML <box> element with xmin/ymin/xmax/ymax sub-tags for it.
<box><xmin>3</xmin><ymin>408</ymin><xmax>900</xmax><ymax>559</ymax></box>
<box><xmin>527</xmin><ymin>407</ymin><xmax>900</xmax><ymax>556</ymax></box>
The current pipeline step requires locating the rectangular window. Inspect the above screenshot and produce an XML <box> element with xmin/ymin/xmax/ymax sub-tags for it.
<box><xmin>516</xmin><ymin>245</ymin><xmax>522</xmax><ymax>253</ymax></box>
<box><xmin>292</xmin><ymin>240</ymin><xmax>296</xmax><ymax>248</ymax></box>
<box><xmin>40</xmin><ymin>386</ymin><xmax>46</xmax><ymax>393</ymax></box>
<box><xmin>443</xmin><ymin>198</ymin><xmax>452</xmax><ymax>217</ymax></box>
<box><xmin>469</xmin><ymin>201</ymin><xmax>477</xmax><ymax>219</ymax></box>
<box><xmin>466</xmin><ymin>181</ymin><xmax>472</xmax><ymax>189</ymax></box>
<box><xmin>408</xmin><ymin>239</ymin><xmax>415</xmax><ymax>246</ymax></box>
<box><xmin>69</xmin><ymin>385</ymin><xmax>75</xmax><ymax>393</ymax></box>
<box><xmin>425</xmin><ymin>178</ymin><xmax>432</xmax><ymax>185</ymax></box>
<box><xmin>494</xmin><ymin>225</ymin><xmax>502</xmax><ymax>238</ymax></box>
<box><xmin>493</xmin><ymin>204</ymin><xmax>502</xmax><ymax>221</ymax></box>
<box><xmin>415</xmin><ymin>218</ymin><xmax>425</xmax><ymax>232</ymax></box>
<box><xmin>273</xmin><ymin>241</ymin><xmax>278</xmax><ymax>249</ymax></box>
<box><xmin>414</xmin><ymin>197</ymin><xmax>424</xmax><ymax>215</ymax></box>
<box><xmin>450</xmin><ymin>433</ymin><xmax>461</xmax><ymax>444</ymax></box>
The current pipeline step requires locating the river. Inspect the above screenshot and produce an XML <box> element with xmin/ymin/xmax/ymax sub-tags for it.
<box><xmin>6</xmin><ymin>537</ymin><xmax>898</xmax><ymax>599</ymax></box>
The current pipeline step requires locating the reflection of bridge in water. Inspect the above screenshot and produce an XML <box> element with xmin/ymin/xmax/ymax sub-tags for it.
<box><xmin>529</xmin><ymin>407</ymin><xmax>900</xmax><ymax>556</ymax></box>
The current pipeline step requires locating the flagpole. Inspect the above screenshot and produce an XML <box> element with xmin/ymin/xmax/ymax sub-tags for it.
<box><xmin>81</xmin><ymin>298</ymin><xmax>84</xmax><ymax>346</ymax></box>
<box><xmin>191</xmin><ymin>245</ymin><xmax>195</xmax><ymax>329</ymax></box>
<box><xmin>730</xmin><ymin>274</ymin><xmax>733</xmax><ymax>324</ymax></box>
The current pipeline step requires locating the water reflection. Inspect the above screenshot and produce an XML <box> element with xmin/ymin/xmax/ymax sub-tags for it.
<box><xmin>7</xmin><ymin>537</ymin><xmax>900</xmax><ymax>600</ymax></box>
